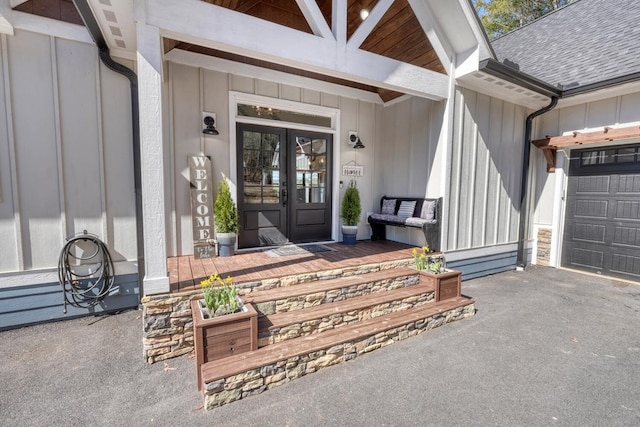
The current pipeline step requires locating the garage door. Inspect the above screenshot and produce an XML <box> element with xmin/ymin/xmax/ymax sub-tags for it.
<box><xmin>562</xmin><ymin>144</ymin><xmax>640</xmax><ymax>280</ymax></box>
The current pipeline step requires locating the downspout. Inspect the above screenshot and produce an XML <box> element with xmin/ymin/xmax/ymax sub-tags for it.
<box><xmin>516</xmin><ymin>96</ymin><xmax>558</xmax><ymax>268</ymax></box>
<box><xmin>72</xmin><ymin>0</ymin><xmax>145</xmax><ymax>295</ymax></box>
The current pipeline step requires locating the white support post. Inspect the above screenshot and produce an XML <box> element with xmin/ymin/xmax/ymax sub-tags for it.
<box><xmin>137</xmin><ymin>22</ymin><xmax>170</xmax><ymax>294</ymax></box>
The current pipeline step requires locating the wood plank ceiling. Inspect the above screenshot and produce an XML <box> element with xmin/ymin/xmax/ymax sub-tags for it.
<box><xmin>14</xmin><ymin>0</ymin><xmax>447</xmax><ymax>102</ymax></box>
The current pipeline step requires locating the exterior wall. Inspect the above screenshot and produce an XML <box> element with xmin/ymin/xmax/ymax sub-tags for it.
<box><xmin>447</xmin><ymin>87</ymin><xmax>528</xmax><ymax>252</ymax></box>
<box><xmin>166</xmin><ymin>60</ymin><xmax>393</xmax><ymax>255</ymax></box>
<box><xmin>531</xmin><ymin>90</ymin><xmax>640</xmax><ymax>267</ymax></box>
<box><xmin>0</xmin><ymin>29</ymin><xmax>139</xmax><ymax>329</ymax></box>
<box><xmin>373</xmin><ymin>96</ymin><xmax>444</xmax><ymax>247</ymax></box>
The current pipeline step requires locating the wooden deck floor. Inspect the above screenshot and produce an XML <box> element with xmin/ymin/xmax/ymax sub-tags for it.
<box><xmin>168</xmin><ymin>240</ymin><xmax>416</xmax><ymax>292</ymax></box>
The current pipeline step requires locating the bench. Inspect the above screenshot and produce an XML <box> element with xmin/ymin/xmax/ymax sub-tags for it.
<box><xmin>368</xmin><ymin>196</ymin><xmax>442</xmax><ymax>252</ymax></box>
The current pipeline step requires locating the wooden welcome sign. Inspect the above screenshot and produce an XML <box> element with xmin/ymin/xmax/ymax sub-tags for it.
<box><xmin>189</xmin><ymin>155</ymin><xmax>215</xmax><ymax>259</ymax></box>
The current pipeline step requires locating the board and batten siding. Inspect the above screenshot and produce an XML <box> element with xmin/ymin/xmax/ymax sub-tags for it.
<box><xmin>0</xmin><ymin>29</ymin><xmax>138</xmax><ymax>329</ymax></box>
<box><xmin>166</xmin><ymin>61</ymin><xmax>380</xmax><ymax>255</ymax></box>
<box><xmin>447</xmin><ymin>87</ymin><xmax>527</xmax><ymax>252</ymax></box>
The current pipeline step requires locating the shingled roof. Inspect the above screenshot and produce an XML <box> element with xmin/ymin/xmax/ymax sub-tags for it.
<box><xmin>491</xmin><ymin>0</ymin><xmax>640</xmax><ymax>91</ymax></box>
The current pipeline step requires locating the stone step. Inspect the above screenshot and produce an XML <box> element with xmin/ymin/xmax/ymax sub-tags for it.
<box><xmin>242</xmin><ymin>267</ymin><xmax>420</xmax><ymax>316</ymax></box>
<box><xmin>200</xmin><ymin>296</ymin><xmax>475</xmax><ymax>409</ymax></box>
<box><xmin>257</xmin><ymin>281</ymin><xmax>435</xmax><ymax>347</ymax></box>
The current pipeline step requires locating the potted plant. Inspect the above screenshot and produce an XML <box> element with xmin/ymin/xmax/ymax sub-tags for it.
<box><xmin>413</xmin><ymin>246</ymin><xmax>461</xmax><ymax>302</ymax></box>
<box><xmin>214</xmin><ymin>176</ymin><xmax>239</xmax><ymax>257</ymax></box>
<box><xmin>340</xmin><ymin>180</ymin><xmax>361</xmax><ymax>245</ymax></box>
<box><xmin>191</xmin><ymin>273</ymin><xmax>257</xmax><ymax>389</ymax></box>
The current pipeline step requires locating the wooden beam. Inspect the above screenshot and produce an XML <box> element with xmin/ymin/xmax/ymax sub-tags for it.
<box><xmin>540</xmin><ymin>147</ymin><xmax>557</xmax><ymax>172</ymax></box>
<box><xmin>533</xmin><ymin>125</ymin><xmax>640</xmax><ymax>148</ymax></box>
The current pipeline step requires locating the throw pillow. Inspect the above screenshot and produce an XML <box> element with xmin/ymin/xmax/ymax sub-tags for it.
<box><xmin>381</xmin><ymin>199</ymin><xmax>396</xmax><ymax>215</ymax></box>
<box><xmin>397</xmin><ymin>200</ymin><xmax>416</xmax><ymax>218</ymax></box>
<box><xmin>420</xmin><ymin>200</ymin><xmax>436</xmax><ymax>221</ymax></box>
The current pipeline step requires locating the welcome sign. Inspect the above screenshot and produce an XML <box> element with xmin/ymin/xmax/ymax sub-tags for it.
<box><xmin>189</xmin><ymin>155</ymin><xmax>215</xmax><ymax>259</ymax></box>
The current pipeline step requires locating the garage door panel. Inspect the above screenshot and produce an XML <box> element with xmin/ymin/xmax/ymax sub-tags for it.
<box><xmin>613</xmin><ymin>225</ymin><xmax>640</xmax><ymax>247</ymax></box>
<box><xmin>563</xmin><ymin>144</ymin><xmax>640</xmax><ymax>281</ymax></box>
<box><xmin>615</xmin><ymin>200</ymin><xmax>640</xmax><ymax>219</ymax></box>
<box><xmin>576</xmin><ymin>175</ymin><xmax>610</xmax><ymax>193</ymax></box>
<box><xmin>573</xmin><ymin>223</ymin><xmax>606</xmax><ymax>243</ymax></box>
<box><xmin>574</xmin><ymin>199</ymin><xmax>608</xmax><ymax>218</ymax></box>
<box><xmin>618</xmin><ymin>175</ymin><xmax>640</xmax><ymax>193</ymax></box>
<box><xmin>611</xmin><ymin>253</ymin><xmax>640</xmax><ymax>277</ymax></box>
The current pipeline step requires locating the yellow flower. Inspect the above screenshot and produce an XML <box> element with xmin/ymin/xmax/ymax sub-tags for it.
<box><xmin>412</xmin><ymin>248</ymin><xmax>418</xmax><ymax>256</ymax></box>
<box><xmin>420</xmin><ymin>253</ymin><xmax>425</xmax><ymax>259</ymax></box>
<box><xmin>422</xmin><ymin>245</ymin><xmax>429</xmax><ymax>253</ymax></box>
<box><xmin>225</xmin><ymin>276</ymin><xmax>233</xmax><ymax>285</ymax></box>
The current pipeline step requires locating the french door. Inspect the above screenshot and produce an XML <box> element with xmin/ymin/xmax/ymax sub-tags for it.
<box><xmin>237</xmin><ymin>123</ymin><xmax>333</xmax><ymax>248</ymax></box>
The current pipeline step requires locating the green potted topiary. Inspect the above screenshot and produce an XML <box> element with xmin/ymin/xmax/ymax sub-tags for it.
<box><xmin>214</xmin><ymin>175</ymin><xmax>239</xmax><ymax>256</ymax></box>
<box><xmin>340</xmin><ymin>180</ymin><xmax>361</xmax><ymax>245</ymax></box>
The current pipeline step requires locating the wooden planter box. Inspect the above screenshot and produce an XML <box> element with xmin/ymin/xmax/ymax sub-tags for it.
<box><xmin>419</xmin><ymin>269</ymin><xmax>461</xmax><ymax>302</ymax></box>
<box><xmin>191</xmin><ymin>299</ymin><xmax>258</xmax><ymax>389</ymax></box>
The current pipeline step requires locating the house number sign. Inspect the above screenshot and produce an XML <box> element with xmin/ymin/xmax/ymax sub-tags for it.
<box><xmin>342</xmin><ymin>164</ymin><xmax>364</xmax><ymax>177</ymax></box>
<box><xmin>189</xmin><ymin>155</ymin><xmax>215</xmax><ymax>259</ymax></box>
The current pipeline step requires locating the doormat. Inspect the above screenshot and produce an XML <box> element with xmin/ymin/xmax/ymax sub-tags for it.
<box><xmin>265</xmin><ymin>244</ymin><xmax>335</xmax><ymax>258</ymax></box>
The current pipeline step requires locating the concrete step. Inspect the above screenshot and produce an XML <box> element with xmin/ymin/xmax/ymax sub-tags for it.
<box><xmin>257</xmin><ymin>281</ymin><xmax>435</xmax><ymax>347</ymax></box>
<box><xmin>200</xmin><ymin>296</ymin><xmax>475</xmax><ymax>409</ymax></box>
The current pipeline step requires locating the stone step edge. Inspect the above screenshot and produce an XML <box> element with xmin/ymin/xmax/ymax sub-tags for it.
<box><xmin>258</xmin><ymin>282</ymin><xmax>435</xmax><ymax>336</ymax></box>
<box><xmin>242</xmin><ymin>267</ymin><xmax>419</xmax><ymax>305</ymax></box>
<box><xmin>234</xmin><ymin>259</ymin><xmax>415</xmax><ymax>296</ymax></box>
<box><xmin>202</xmin><ymin>296</ymin><xmax>474</xmax><ymax>387</ymax></box>
<box><xmin>201</xmin><ymin>298</ymin><xmax>475</xmax><ymax>410</ymax></box>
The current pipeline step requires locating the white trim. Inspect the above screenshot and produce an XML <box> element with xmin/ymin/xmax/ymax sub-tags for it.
<box><xmin>445</xmin><ymin>242</ymin><xmax>518</xmax><ymax>262</ymax></box>
<box><xmin>50</xmin><ymin>38</ymin><xmax>67</xmax><ymax>243</ymax></box>
<box><xmin>0</xmin><ymin>261</ymin><xmax>139</xmax><ymax>289</ymax></box>
<box><xmin>407</xmin><ymin>0</ymin><xmax>453</xmax><ymax>71</ymax></box>
<box><xmin>550</xmin><ymin>150</ymin><xmax>568</xmax><ymax>268</ymax></box>
<box><xmin>347</xmin><ymin>0</ymin><xmax>393</xmax><ymax>50</ymax></box>
<box><xmin>296</xmin><ymin>0</ymin><xmax>333</xmax><ymax>39</ymax></box>
<box><xmin>1</xmin><ymin>34</ymin><xmax>23</xmax><ymax>270</ymax></box>
<box><xmin>11</xmin><ymin>11</ymin><xmax>93</xmax><ymax>44</ymax></box>
<box><xmin>166</xmin><ymin>49</ymin><xmax>383</xmax><ymax>105</ymax></box>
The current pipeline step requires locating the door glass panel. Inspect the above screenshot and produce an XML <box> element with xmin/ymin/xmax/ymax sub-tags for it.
<box><xmin>294</xmin><ymin>137</ymin><xmax>327</xmax><ymax>204</ymax></box>
<box><xmin>242</xmin><ymin>131</ymin><xmax>281</xmax><ymax>204</ymax></box>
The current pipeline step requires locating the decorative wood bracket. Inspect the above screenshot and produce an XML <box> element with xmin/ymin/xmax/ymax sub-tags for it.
<box><xmin>532</xmin><ymin>125</ymin><xmax>640</xmax><ymax>173</ymax></box>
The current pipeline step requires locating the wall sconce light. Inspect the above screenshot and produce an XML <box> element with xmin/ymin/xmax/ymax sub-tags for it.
<box><xmin>202</xmin><ymin>112</ymin><xmax>219</xmax><ymax>135</ymax></box>
<box><xmin>349</xmin><ymin>132</ymin><xmax>365</xmax><ymax>149</ymax></box>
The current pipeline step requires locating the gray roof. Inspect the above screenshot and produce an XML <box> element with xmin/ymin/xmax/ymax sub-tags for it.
<box><xmin>491</xmin><ymin>0</ymin><xmax>640</xmax><ymax>90</ymax></box>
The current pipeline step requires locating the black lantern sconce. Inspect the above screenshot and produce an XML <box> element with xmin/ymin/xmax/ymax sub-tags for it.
<box><xmin>349</xmin><ymin>132</ymin><xmax>365</xmax><ymax>149</ymax></box>
<box><xmin>202</xmin><ymin>113</ymin><xmax>219</xmax><ymax>135</ymax></box>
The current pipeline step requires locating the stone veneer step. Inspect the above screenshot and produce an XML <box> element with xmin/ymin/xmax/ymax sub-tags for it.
<box><xmin>242</xmin><ymin>267</ymin><xmax>420</xmax><ymax>316</ymax></box>
<box><xmin>201</xmin><ymin>296</ymin><xmax>475</xmax><ymax>409</ymax></box>
<box><xmin>257</xmin><ymin>281</ymin><xmax>435</xmax><ymax>346</ymax></box>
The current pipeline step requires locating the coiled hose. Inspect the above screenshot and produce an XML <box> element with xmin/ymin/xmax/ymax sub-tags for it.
<box><xmin>58</xmin><ymin>231</ymin><xmax>115</xmax><ymax>313</ymax></box>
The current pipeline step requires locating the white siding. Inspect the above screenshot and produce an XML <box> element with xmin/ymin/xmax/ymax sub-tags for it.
<box><xmin>0</xmin><ymin>30</ymin><xmax>136</xmax><ymax>274</ymax></box>
<box><xmin>167</xmin><ymin>61</ymin><xmax>395</xmax><ymax>254</ymax></box>
<box><xmin>447</xmin><ymin>87</ymin><xmax>527</xmax><ymax>251</ymax></box>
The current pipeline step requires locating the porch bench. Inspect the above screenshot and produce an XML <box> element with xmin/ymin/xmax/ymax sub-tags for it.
<box><xmin>368</xmin><ymin>196</ymin><xmax>442</xmax><ymax>251</ymax></box>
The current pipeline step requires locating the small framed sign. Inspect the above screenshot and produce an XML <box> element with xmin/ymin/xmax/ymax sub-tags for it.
<box><xmin>342</xmin><ymin>164</ymin><xmax>364</xmax><ymax>177</ymax></box>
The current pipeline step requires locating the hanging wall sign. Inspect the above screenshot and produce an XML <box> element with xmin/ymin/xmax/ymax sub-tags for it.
<box><xmin>189</xmin><ymin>155</ymin><xmax>215</xmax><ymax>259</ymax></box>
<box><xmin>342</xmin><ymin>164</ymin><xmax>364</xmax><ymax>177</ymax></box>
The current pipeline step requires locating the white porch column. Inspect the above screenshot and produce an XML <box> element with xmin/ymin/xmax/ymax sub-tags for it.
<box><xmin>137</xmin><ymin>22</ymin><xmax>169</xmax><ymax>294</ymax></box>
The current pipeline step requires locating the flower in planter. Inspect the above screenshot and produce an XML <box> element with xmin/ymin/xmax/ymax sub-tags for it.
<box><xmin>200</xmin><ymin>273</ymin><xmax>239</xmax><ymax>317</ymax></box>
<box><xmin>412</xmin><ymin>246</ymin><xmax>445</xmax><ymax>274</ymax></box>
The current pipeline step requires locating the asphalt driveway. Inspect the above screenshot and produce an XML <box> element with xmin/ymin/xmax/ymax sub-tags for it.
<box><xmin>1</xmin><ymin>265</ymin><xmax>638</xmax><ymax>426</ymax></box>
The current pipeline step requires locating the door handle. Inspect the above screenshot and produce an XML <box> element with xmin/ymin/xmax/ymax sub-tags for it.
<box><xmin>281</xmin><ymin>183</ymin><xmax>288</xmax><ymax>206</ymax></box>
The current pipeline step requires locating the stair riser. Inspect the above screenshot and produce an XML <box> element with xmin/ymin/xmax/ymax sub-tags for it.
<box><xmin>203</xmin><ymin>303</ymin><xmax>475</xmax><ymax>410</ymax></box>
<box><xmin>253</xmin><ymin>275</ymin><xmax>420</xmax><ymax>316</ymax></box>
<box><xmin>258</xmin><ymin>292</ymin><xmax>435</xmax><ymax>347</ymax></box>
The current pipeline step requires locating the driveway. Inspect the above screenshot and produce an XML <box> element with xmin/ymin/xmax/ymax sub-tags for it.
<box><xmin>1</xmin><ymin>265</ymin><xmax>638</xmax><ymax>426</ymax></box>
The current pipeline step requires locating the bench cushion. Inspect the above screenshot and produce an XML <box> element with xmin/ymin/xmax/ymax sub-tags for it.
<box><xmin>420</xmin><ymin>200</ymin><xmax>437</xmax><ymax>220</ymax></box>
<box><xmin>381</xmin><ymin>199</ymin><xmax>396</xmax><ymax>215</ymax></box>
<box><xmin>368</xmin><ymin>213</ymin><xmax>406</xmax><ymax>225</ymax></box>
<box><xmin>404</xmin><ymin>217</ymin><xmax>436</xmax><ymax>227</ymax></box>
<box><xmin>397</xmin><ymin>200</ymin><xmax>416</xmax><ymax>218</ymax></box>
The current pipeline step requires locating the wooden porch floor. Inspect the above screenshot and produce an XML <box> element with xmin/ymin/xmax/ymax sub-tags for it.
<box><xmin>168</xmin><ymin>240</ymin><xmax>416</xmax><ymax>292</ymax></box>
